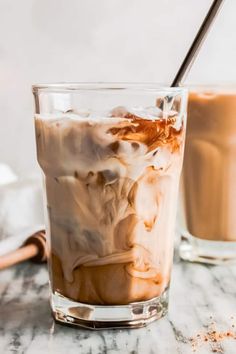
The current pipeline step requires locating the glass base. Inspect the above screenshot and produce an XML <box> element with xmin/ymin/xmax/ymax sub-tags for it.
<box><xmin>179</xmin><ymin>230</ymin><xmax>236</xmax><ymax>265</ymax></box>
<box><xmin>51</xmin><ymin>289</ymin><xmax>169</xmax><ymax>330</ymax></box>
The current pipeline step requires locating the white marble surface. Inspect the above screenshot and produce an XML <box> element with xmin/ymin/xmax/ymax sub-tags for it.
<box><xmin>1</xmin><ymin>254</ymin><xmax>236</xmax><ymax>354</ymax></box>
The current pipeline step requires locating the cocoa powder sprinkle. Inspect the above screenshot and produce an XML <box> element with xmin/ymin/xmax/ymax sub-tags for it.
<box><xmin>189</xmin><ymin>316</ymin><xmax>236</xmax><ymax>353</ymax></box>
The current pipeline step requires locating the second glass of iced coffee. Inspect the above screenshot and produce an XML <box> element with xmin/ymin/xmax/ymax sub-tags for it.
<box><xmin>33</xmin><ymin>83</ymin><xmax>187</xmax><ymax>329</ymax></box>
<box><xmin>180</xmin><ymin>86</ymin><xmax>236</xmax><ymax>264</ymax></box>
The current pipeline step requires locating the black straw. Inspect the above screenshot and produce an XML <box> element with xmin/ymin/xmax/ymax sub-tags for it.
<box><xmin>171</xmin><ymin>0</ymin><xmax>224</xmax><ymax>87</ymax></box>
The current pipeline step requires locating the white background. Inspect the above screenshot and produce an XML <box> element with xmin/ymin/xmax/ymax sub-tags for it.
<box><xmin>0</xmin><ymin>0</ymin><xmax>235</xmax><ymax>177</ymax></box>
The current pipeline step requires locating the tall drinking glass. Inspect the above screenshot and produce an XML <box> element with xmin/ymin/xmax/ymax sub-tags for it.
<box><xmin>180</xmin><ymin>86</ymin><xmax>236</xmax><ymax>264</ymax></box>
<box><xmin>33</xmin><ymin>83</ymin><xmax>187</xmax><ymax>329</ymax></box>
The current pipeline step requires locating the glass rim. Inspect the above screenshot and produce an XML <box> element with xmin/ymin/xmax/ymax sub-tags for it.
<box><xmin>32</xmin><ymin>82</ymin><xmax>187</xmax><ymax>94</ymax></box>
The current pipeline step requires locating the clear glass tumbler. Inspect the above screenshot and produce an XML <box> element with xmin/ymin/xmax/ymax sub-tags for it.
<box><xmin>180</xmin><ymin>86</ymin><xmax>236</xmax><ymax>264</ymax></box>
<box><xmin>33</xmin><ymin>83</ymin><xmax>187</xmax><ymax>329</ymax></box>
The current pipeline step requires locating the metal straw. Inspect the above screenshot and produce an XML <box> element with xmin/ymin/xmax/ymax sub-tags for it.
<box><xmin>171</xmin><ymin>0</ymin><xmax>224</xmax><ymax>87</ymax></box>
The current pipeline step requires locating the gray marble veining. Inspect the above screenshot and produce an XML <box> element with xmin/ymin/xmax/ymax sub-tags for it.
<box><xmin>1</xmin><ymin>256</ymin><xmax>236</xmax><ymax>354</ymax></box>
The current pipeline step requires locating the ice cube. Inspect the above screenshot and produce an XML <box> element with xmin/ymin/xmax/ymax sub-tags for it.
<box><xmin>110</xmin><ymin>106</ymin><xmax>129</xmax><ymax>118</ymax></box>
<box><xmin>128</xmin><ymin>106</ymin><xmax>163</xmax><ymax>120</ymax></box>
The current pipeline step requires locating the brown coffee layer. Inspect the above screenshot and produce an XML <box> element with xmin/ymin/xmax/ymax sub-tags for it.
<box><xmin>51</xmin><ymin>253</ymin><xmax>167</xmax><ymax>305</ymax></box>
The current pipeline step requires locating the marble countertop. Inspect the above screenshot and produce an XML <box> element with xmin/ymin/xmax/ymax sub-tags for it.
<box><xmin>1</xmin><ymin>255</ymin><xmax>236</xmax><ymax>354</ymax></box>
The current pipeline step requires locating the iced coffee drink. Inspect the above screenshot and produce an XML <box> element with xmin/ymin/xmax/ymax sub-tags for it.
<box><xmin>180</xmin><ymin>88</ymin><xmax>236</xmax><ymax>264</ymax></box>
<box><xmin>33</xmin><ymin>84</ymin><xmax>187</xmax><ymax>328</ymax></box>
